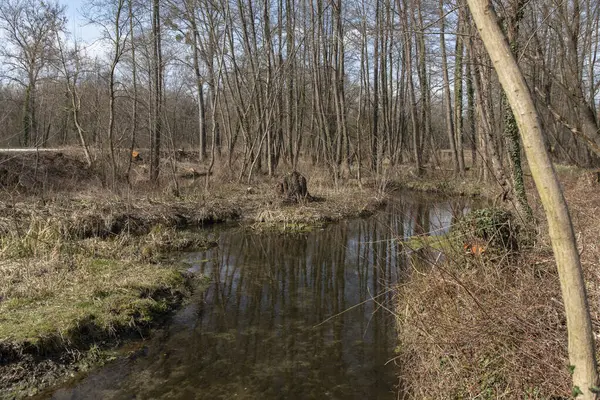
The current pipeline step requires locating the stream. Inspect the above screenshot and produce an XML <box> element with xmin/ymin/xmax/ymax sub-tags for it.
<box><xmin>48</xmin><ymin>192</ymin><xmax>471</xmax><ymax>400</ymax></box>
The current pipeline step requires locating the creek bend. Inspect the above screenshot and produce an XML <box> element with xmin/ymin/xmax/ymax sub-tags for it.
<box><xmin>48</xmin><ymin>192</ymin><xmax>471</xmax><ymax>400</ymax></box>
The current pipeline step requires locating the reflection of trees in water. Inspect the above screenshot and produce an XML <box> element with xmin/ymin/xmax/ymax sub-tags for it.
<box><xmin>187</xmin><ymin>214</ymin><xmax>409</xmax><ymax>398</ymax></box>
<box><xmin>184</xmin><ymin>197</ymin><xmax>451</xmax><ymax>399</ymax></box>
<box><xmin>55</xmin><ymin>196</ymin><xmax>471</xmax><ymax>400</ymax></box>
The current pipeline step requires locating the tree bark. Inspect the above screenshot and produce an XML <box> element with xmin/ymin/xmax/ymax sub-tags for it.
<box><xmin>151</xmin><ymin>0</ymin><xmax>162</xmax><ymax>182</ymax></box>
<box><xmin>454</xmin><ymin>3</ymin><xmax>466</xmax><ymax>174</ymax></box>
<box><xmin>188</xmin><ymin>2</ymin><xmax>207</xmax><ymax>162</ymax></box>
<box><xmin>125</xmin><ymin>0</ymin><xmax>138</xmax><ymax>184</ymax></box>
<box><xmin>501</xmin><ymin>0</ymin><xmax>533</xmax><ymax>222</ymax></box>
<box><xmin>439</xmin><ymin>0</ymin><xmax>459</xmax><ymax>174</ymax></box>
<box><xmin>466</xmin><ymin>0</ymin><xmax>599</xmax><ymax>397</ymax></box>
<box><xmin>372</xmin><ymin>0</ymin><xmax>380</xmax><ymax>173</ymax></box>
<box><xmin>107</xmin><ymin>0</ymin><xmax>125</xmax><ymax>188</ymax></box>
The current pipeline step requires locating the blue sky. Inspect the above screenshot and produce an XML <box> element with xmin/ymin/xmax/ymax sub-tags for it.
<box><xmin>60</xmin><ymin>0</ymin><xmax>100</xmax><ymax>43</ymax></box>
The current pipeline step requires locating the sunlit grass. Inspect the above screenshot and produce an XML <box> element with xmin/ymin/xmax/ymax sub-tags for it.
<box><xmin>0</xmin><ymin>219</ymin><xmax>211</xmax><ymax>352</ymax></box>
<box><xmin>0</xmin><ymin>256</ymin><xmax>187</xmax><ymax>346</ymax></box>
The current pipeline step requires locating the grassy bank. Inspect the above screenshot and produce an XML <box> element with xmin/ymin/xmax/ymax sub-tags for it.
<box><xmin>0</xmin><ymin>219</ymin><xmax>214</xmax><ymax>398</ymax></box>
<box><xmin>0</xmin><ymin>152</ymin><xmax>396</xmax><ymax>397</ymax></box>
<box><xmin>4</xmin><ymin>150</ymin><xmax>527</xmax><ymax>398</ymax></box>
<box><xmin>394</xmin><ymin>167</ymin><xmax>600</xmax><ymax>399</ymax></box>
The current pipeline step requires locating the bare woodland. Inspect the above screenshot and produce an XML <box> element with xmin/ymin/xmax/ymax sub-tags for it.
<box><xmin>1</xmin><ymin>0</ymin><xmax>600</xmax><ymax>397</ymax></box>
<box><xmin>0</xmin><ymin>0</ymin><xmax>596</xmax><ymax>192</ymax></box>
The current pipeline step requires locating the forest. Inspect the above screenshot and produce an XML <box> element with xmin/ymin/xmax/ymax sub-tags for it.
<box><xmin>1</xmin><ymin>0</ymin><xmax>600</xmax><ymax>398</ymax></box>
<box><xmin>0</xmin><ymin>0</ymin><xmax>598</xmax><ymax>186</ymax></box>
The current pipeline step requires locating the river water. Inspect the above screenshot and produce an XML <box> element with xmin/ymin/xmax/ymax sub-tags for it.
<box><xmin>48</xmin><ymin>192</ymin><xmax>470</xmax><ymax>400</ymax></box>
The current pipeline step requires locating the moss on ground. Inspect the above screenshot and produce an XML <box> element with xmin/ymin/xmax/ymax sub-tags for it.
<box><xmin>0</xmin><ymin>258</ymin><xmax>187</xmax><ymax>347</ymax></box>
<box><xmin>0</xmin><ymin>219</ymin><xmax>214</xmax><ymax>398</ymax></box>
<box><xmin>399</xmin><ymin>233</ymin><xmax>458</xmax><ymax>253</ymax></box>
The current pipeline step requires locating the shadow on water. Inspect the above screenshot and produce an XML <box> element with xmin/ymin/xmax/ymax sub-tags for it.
<box><xmin>48</xmin><ymin>192</ymin><xmax>472</xmax><ymax>400</ymax></box>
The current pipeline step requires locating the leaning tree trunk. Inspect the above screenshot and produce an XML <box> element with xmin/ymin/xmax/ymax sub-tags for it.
<box><xmin>466</xmin><ymin>0</ymin><xmax>599</xmax><ymax>397</ymax></box>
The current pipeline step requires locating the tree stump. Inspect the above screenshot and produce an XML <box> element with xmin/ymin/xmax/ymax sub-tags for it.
<box><xmin>277</xmin><ymin>171</ymin><xmax>310</xmax><ymax>202</ymax></box>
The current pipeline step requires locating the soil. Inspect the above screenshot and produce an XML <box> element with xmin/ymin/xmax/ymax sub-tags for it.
<box><xmin>0</xmin><ymin>151</ymin><xmax>97</xmax><ymax>194</ymax></box>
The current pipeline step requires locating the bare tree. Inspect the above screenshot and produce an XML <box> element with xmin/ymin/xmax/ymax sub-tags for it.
<box><xmin>55</xmin><ymin>36</ymin><xmax>93</xmax><ymax>167</ymax></box>
<box><xmin>151</xmin><ymin>0</ymin><xmax>163</xmax><ymax>182</ymax></box>
<box><xmin>0</xmin><ymin>0</ymin><xmax>66</xmax><ymax>146</ymax></box>
<box><xmin>467</xmin><ymin>0</ymin><xmax>599</xmax><ymax>397</ymax></box>
<box><xmin>85</xmin><ymin>0</ymin><xmax>131</xmax><ymax>186</ymax></box>
<box><xmin>439</xmin><ymin>0</ymin><xmax>459</xmax><ymax>174</ymax></box>
<box><xmin>125</xmin><ymin>0</ymin><xmax>139</xmax><ymax>184</ymax></box>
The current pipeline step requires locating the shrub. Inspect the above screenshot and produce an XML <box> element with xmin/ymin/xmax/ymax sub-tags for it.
<box><xmin>455</xmin><ymin>207</ymin><xmax>519</xmax><ymax>252</ymax></box>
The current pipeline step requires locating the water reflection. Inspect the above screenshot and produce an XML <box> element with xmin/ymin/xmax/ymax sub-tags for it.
<box><xmin>49</xmin><ymin>193</ymin><xmax>469</xmax><ymax>400</ymax></box>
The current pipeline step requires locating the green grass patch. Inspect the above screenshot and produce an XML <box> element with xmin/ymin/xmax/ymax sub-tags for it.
<box><xmin>0</xmin><ymin>247</ymin><xmax>198</xmax><ymax>397</ymax></box>
<box><xmin>0</xmin><ymin>257</ymin><xmax>188</xmax><ymax>347</ymax></box>
<box><xmin>0</xmin><ymin>218</ymin><xmax>214</xmax><ymax>396</ymax></box>
<box><xmin>399</xmin><ymin>232</ymin><xmax>459</xmax><ymax>253</ymax></box>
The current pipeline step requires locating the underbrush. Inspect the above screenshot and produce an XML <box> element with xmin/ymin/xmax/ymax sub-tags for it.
<box><xmin>396</xmin><ymin>249</ymin><xmax>570</xmax><ymax>398</ymax></box>
<box><xmin>381</xmin><ymin>165</ymin><xmax>492</xmax><ymax>198</ymax></box>
<box><xmin>395</xmin><ymin>170</ymin><xmax>600</xmax><ymax>399</ymax></box>
<box><xmin>0</xmin><ymin>197</ymin><xmax>238</xmax><ymax>241</ymax></box>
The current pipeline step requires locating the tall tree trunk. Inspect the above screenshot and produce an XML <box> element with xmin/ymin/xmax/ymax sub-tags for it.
<box><xmin>372</xmin><ymin>0</ymin><xmax>380</xmax><ymax>173</ymax></box>
<box><xmin>188</xmin><ymin>1</ymin><xmax>207</xmax><ymax>162</ymax></box>
<box><xmin>454</xmin><ymin>3</ymin><xmax>466</xmax><ymax>174</ymax></box>
<box><xmin>465</xmin><ymin>42</ymin><xmax>477</xmax><ymax>170</ymax></box>
<box><xmin>401</xmin><ymin>0</ymin><xmax>421</xmax><ymax>173</ymax></box>
<box><xmin>415</xmin><ymin>0</ymin><xmax>431</xmax><ymax>167</ymax></box>
<box><xmin>467</xmin><ymin>0</ymin><xmax>599</xmax><ymax>397</ymax></box>
<box><xmin>500</xmin><ymin>0</ymin><xmax>533</xmax><ymax>222</ymax></box>
<box><xmin>439</xmin><ymin>0</ymin><xmax>459</xmax><ymax>173</ymax></box>
<box><xmin>332</xmin><ymin>0</ymin><xmax>347</xmax><ymax>176</ymax></box>
<box><xmin>107</xmin><ymin>0</ymin><xmax>125</xmax><ymax>187</ymax></box>
<box><xmin>126</xmin><ymin>0</ymin><xmax>138</xmax><ymax>183</ymax></box>
<box><xmin>285</xmin><ymin>0</ymin><xmax>296</xmax><ymax>167</ymax></box>
<box><xmin>151</xmin><ymin>0</ymin><xmax>163</xmax><ymax>182</ymax></box>
<box><xmin>22</xmin><ymin>83</ymin><xmax>33</xmax><ymax>147</ymax></box>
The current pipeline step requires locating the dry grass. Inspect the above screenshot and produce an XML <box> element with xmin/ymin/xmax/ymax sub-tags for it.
<box><xmin>246</xmin><ymin>186</ymin><xmax>385</xmax><ymax>231</ymax></box>
<box><xmin>396</xmin><ymin>251</ymin><xmax>569</xmax><ymax>398</ymax></box>
<box><xmin>0</xmin><ymin>216</ymin><xmax>214</xmax><ymax>397</ymax></box>
<box><xmin>0</xmin><ymin>153</ymin><xmax>387</xmax><ymax>354</ymax></box>
<box><xmin>0</xmin><ymin>253</ymin><xmax>190</xmax><ymax>398</ymax></box>
<box><xmin>0</xmin><ymin>218</ymin><xmax>211</xmax><ymax>348</ymax></box>
<box><xmin>0</xmin><ymin>195</ymin><xmax>238</xmax><ymax>242</ymax></box>
<box><xmin>394</xmin><ymin>167</ymin><xmax>600</xmax><ymax>399</ymax></box>
<box><xmin>1</xmin><ymin>150</ymin><xmax>510</xmax><ymax>397</ymax></box>
<box><xmin>0</xmin><ymin>257</ymin><xmax>187</xmax><ymax>346</ymax></box>
<box><xmin>380</xmin><ymin>163</ymin><xmax>496</xmax><ymax>198</ymax></box>
<box><xmin>0</xmin><ymin>150</ymin><xmax>437</xmax><ymax>236</ymax></box>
